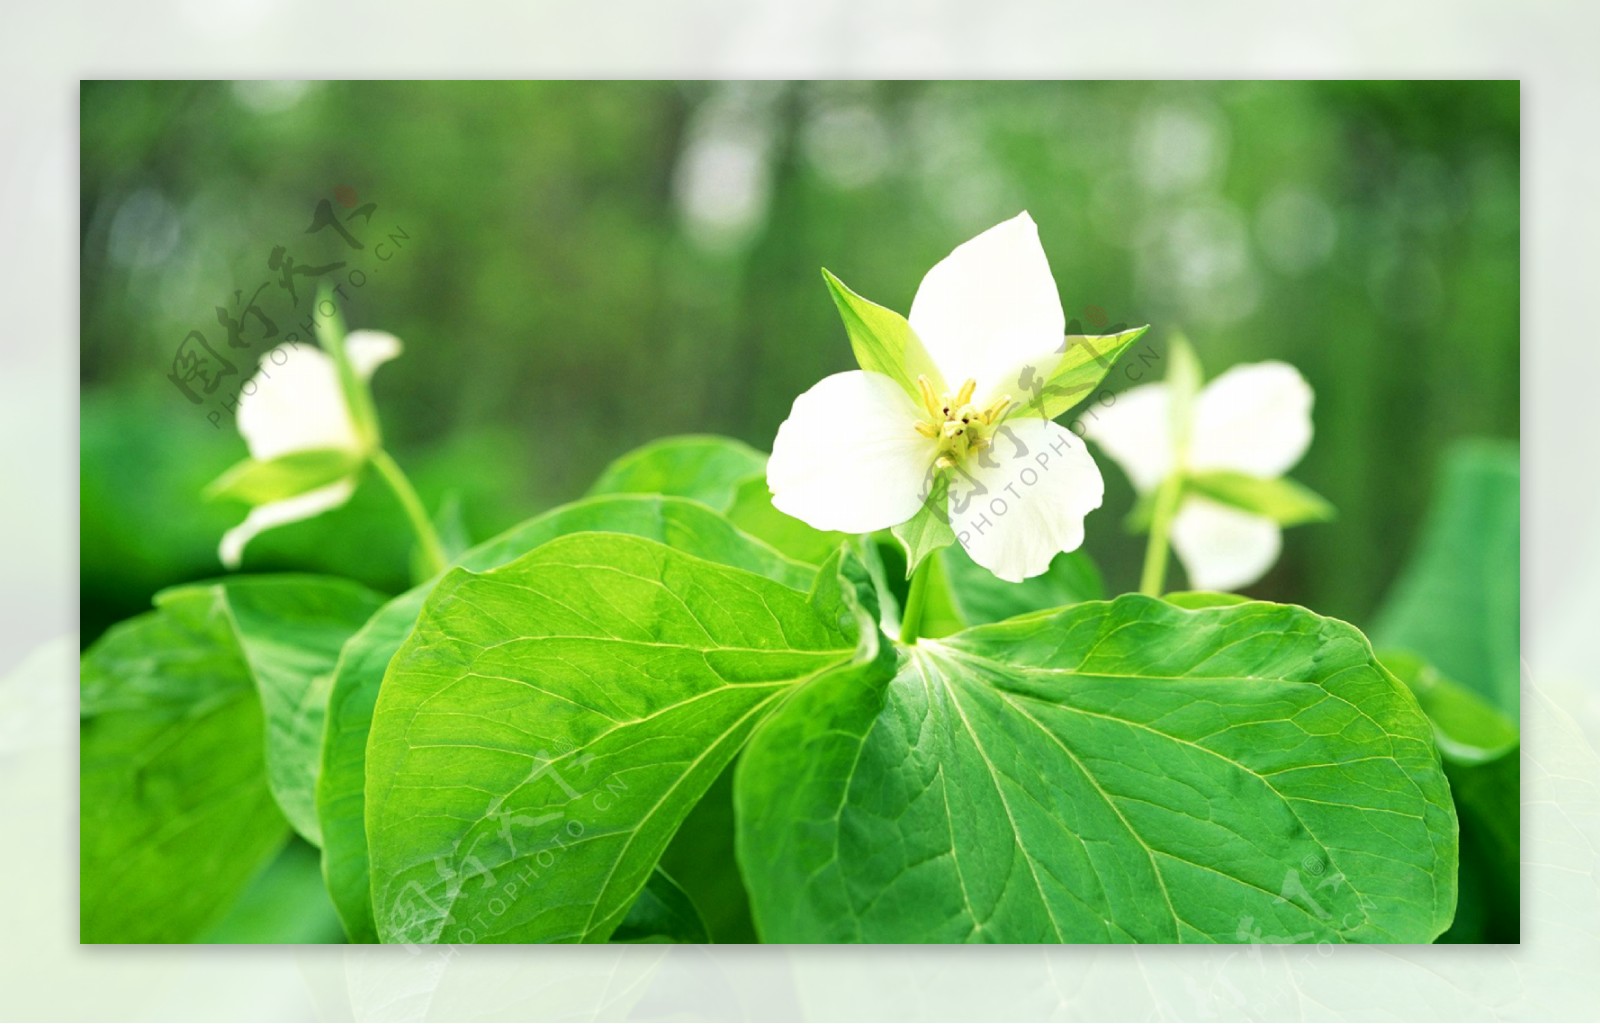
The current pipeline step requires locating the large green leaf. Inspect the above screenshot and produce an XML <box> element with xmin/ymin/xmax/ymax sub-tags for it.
<box><xmin>80</xmin><ymin>589</ymin><xmax>289</xmax><ymax>943</ymax></box>
<box><xmin>821</xmin><ymin>268</ymin><xmax>944</xmax><ymax>400</ymax></box>
<box><xmin>364</xmin><ymin>536</ymin><xmax>870</xmax><ymax>943</ymax></box>
<box><xmin>317</xmin><ymin>495</ymin><xmax>813</xmax><ymax>941</ymax></box>
<box><xmin>587</xmin><ymin>434</ymin><xmax>767</xmax><ymax>510</ymax></box>
<box><xmin>1372</xmin><ymin>441</ymin><xmax>1519</xmax><ymax>719</ymax></box>
<box><xmin>737</xmin><ymin>595</ymin><xmax>1457</xmax><ymax>943</ymax></box>
<box><xmin>725</xmin><ymin>475</ymin><xmax>847</xmax><ymax>566</ymax></box>
<box><xmin>191</xmin><ymin>576</ymin><xmax>385</xmax><ymax>845</ymax></box>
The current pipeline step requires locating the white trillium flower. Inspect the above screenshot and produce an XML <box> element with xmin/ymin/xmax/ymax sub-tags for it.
<box><xmin>767</xmin><ymin>212</ymin><xmax>1105</xmax><ymax>583</ymax></box>
<box><xmin>1082</xmin><ymin>361</ymin><xmax>1314</xmax><ymax>591</ymax></box>
<box><xmin>218</xmin><ymin>330</ymin><xmax>402</xmax><ymax>568</ymax></box>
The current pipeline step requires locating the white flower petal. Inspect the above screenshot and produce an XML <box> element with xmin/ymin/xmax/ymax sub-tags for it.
<box><xmin>949</xmin><ymin>417</ymin><xmax>1104</xmax><ymax>583</ymax></box>
<box><xmin>218</xmin><ymin>479</ymin><xmax>357</xmax><ymax>569</ymax></box>
<box><xmin>1190</xmin><ymin>361</ymin><xmax>1313</xmax><ymax>477</ymax></box>
<box><xmin>1170</xmin><ymin>495</ymin><xmax>1281</xmax><ymax>592</ymax></box>
<box><xmin>768</xmin><ymin>370</ymin><xmax>936</xmax><ymax>534</ymax></box>
<box><xmin>237</xmin><ymin>343</ymin><xmax>360</xmax><ymax>460</ymax></box>
<box><xmin>345</xmin><ymin>329</ymin><xmax>403</xmax><ymax>380</ymax></box>
<box><xmin>908</xmin><ymin>211</ymin><xmax>1066</xmax><ymax>402</ymax></box>
<box><xmin>1078</xmin><ymin>382</ymin><xmax>1174</xmax><ymax>493</ymax></box>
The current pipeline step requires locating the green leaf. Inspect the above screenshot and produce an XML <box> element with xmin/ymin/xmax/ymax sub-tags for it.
<box><xmin>939</xmin><ymin>543</ymin><xmax>1103</xmax><ymax>626</ymax></box>
<box><xmin>204</xmin><ymin>448</ymin><xmax>364</xmax><ymax>505</ymax></box>
<box><xmin>821</xmin><ymin>268</ymin><xmax>944</xmax><ymax>400</ymax></box>
<box><xmin>1187</xmin><ymin>471</ymin><xmax>1336</xmax><ymax>527</ymax></box>
<box><xmin>737</xmin><ymin>595</ymin><xmax>1458</xmax><ymax>943</ymax></box>
<box><xmin>890</xmin><ymin>472</ymin><xmax>956</xmax><ymax>574</ymax></box>
<box><xmin>318</xmin><ymin>494</ymin><xmax>815</xmax><ymax>942</ymax></box>
<box><xmin>81</xmin><ymin>590</ymin><xmax>290</xmax><ymax>943</ymax></box>
<box><xmin>652</xmin><ymin>762</ymin><xmax>759</xmax><ymax>942</ymax></box>
<box><xmin>613</xmin><ymin>870</ymin><xmax>711</xmax><ymax>943</ymax></box>
<box><xmin>1381</xmin><ymin>651</ymin><xmax>1519</xmax><ymax>942</ymax></box>
<box><xmin>725</xmin><ymin>475</ymin><xmax>847</xmax><ymax>565</ymax></box>
<box><xmin>1372</xmin><ymin>441</ymin><xmax>1520</xmax><ymax>719</ymax></box>
<box><xmin>1381</xmin><ymin>651</ymin><xmax>1517</xmax><ymax>765</ymax></box>
<box><xmin>1025</xmin><ymin>325</ymin><xmax>1150</xmax><ymax>422</ymax></box>
<box><xmin>365</xmin><ymin>536</ymin><xmax>869</xmax><ymax>943</ymax></box>
<box><xmin>166</xmin><ymin>576</ymin><xmax>385</xmax><ymax>846</ymax></box>
<box><xmin>201</xmin><ymin>839</ymin><xmax>346</xmax><ymax>943</ymax></box>
<box><xmin>587</xmin><ymin>434</ymin><xmax>767</xmax><ymax>511</ymax></box>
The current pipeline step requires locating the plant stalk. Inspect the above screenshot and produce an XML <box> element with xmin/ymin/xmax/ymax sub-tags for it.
<box><xmin>899</xmin><ymin>559</ymin><xmax>933</xmax><ymax>645</ymax></box>
<box><xmin>1139</xmin><ymin>473</ymin><xmax>1184</xmax><ymax>597</ymax></box>
<box><xmin>370</xmin><ymin>448</ymin><xmax>448</xmax><ymax>580</ymax></box>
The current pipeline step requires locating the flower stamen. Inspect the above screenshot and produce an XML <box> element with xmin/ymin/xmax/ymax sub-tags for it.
<box><xmin>917</xmin><ymin>377</ymin><xmax>1012</xmax><ymax>472</ymax></box>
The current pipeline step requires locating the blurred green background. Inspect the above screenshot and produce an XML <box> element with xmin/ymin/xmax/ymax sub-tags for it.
<box><xmin>80</xmin><ymin>80</ymin><xmax>1519</xmax><ymax>644</ymax></box>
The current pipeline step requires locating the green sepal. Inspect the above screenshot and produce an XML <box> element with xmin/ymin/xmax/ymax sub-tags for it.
<box><xmin>204</xmin><ymin>448</ymin><xmax>364</xmax><ymax>505</ymax></box>
<box><xmin>1026</xmin><ymin>325</ymin><xmax>1150</xmax><ymax>421</ymax></box>
<box><xmin>889</xmin><ymin>470</ymin><xmax>956</xmax><ymax>575</ymax></box>
<box><xmin>821</xmin><ymin>268</ymin><xmax>945</xmax><ymax>400</ymax></box>
<box><xmin>1187</xmin><ymin>471</ymin><xmax>1335</xmax><ymax>526</ymax></box>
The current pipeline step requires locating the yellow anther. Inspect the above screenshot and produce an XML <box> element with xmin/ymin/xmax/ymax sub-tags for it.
<box><xmin>981</xmin><ymin>395</ymin><xmax>1013</xmax><ymax>423</ymax></box>
<box><xmin>954</xmin><ymin>378</ymin><xmax>978</xmax><ymax>406</ymax></box>
<box><xmin>916</xmin><ymin>375</ymin><xmax>942</xmax><ymax>420</ymax></box>
<box><xmin>914</xmin><ymin>420</ymin><xmax>939</xmax><ymax>438</ymax></box>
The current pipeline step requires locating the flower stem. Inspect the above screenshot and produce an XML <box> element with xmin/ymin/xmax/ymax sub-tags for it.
<box><xmin>1139</xmin><ymin>473</ymin><xmax>1184</xmax><ymax>597</ymax></box>
<box><xmin>899</xmin><ymin>559</ymin><xmax>933</xmax><ymax>645</ymax></box>
<box><xmin>370</xmin><ymin>448</ymin><xmax>448</xmax><ymax>581</ymax></box>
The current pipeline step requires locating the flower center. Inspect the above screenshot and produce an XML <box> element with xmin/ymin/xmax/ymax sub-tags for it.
<box><xmin>913</xmin><ymin>375</ymin><xmax>1013</xmax><ymax>470</ymax></box>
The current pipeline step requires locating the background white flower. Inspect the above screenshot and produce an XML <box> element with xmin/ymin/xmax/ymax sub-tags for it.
<box><xmin>767</xmin><ymin>212</ymin><xmax>1104</xmax><ymax>583</ymax></box>
<box><xmin>218</xmin><ymin>330</ymin><xmax>401</xmax><ymax>568</ymax></box>
<box><xmin>1083</xmin><ymin>360</ymin><xmax>1314</xmax><ymax>591</ymax></box>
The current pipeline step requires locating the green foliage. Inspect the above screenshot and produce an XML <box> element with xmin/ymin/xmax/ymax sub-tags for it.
<box><xmin>588</xmin><ymin>435</ymin><xmax>767</xmax><ymax>511</ymax></box>
<box><xmin>1382</xmin><ymin>652</ymin><xmax>1519</xmax><ymax>943</ymax></box>
<box><xmin>613</xmin><ymin>870</ymin><xmax>712</xmax><ymax>944</ymax></box>
<box><xmin>737</xmin><ymin>594</ymin><xmax>1457</xmax><ymax>942</ymax></box>
<box><xmin>80</xmin><ymin>575</ymin><xmax>381</xmax><ymax>942</ymax></box>
<box><xmin>201</xmin><ymin>839</ymin><xmax>346</xmax><ymax>943</ymax></box>
<box><xmin>1372</xmin><ymin>441</ymin><xmax>1520</xmax><ymax>718</ymax></box>
<box><xmin>1367</xmin><ymin>440</ymin><xmax>1520</xmax><ymax>942</ymax></box>
<box><xmin>725</xmin><ymin>476</ymin><xmax>847</xmax><ymax>566</ymax></box>
<box><xmin>81</xmin><ymin>429</ymin><xmax>1479</xmax><ymax>946</ymax></box>
<box><xmin>939</xmin><ymin>543</ymin><xmax>1103</xmax><ymax>626</ymax></box>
